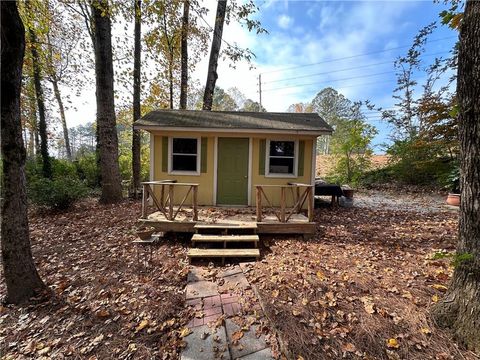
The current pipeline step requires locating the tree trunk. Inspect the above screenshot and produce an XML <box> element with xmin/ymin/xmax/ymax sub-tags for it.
<box><xmin>51</xmin><ymin>78</ymin><xmax>72</xmax><ymax>160</ymax></box>
<box><xmin>179</xmin><ymin>0</ymin><xmax>189</xmax><ymax>110</ymax></box>
<box><xmin>27</xmin><ymin>76</ymin><xmax>39</xmax><ymax>157</ymax></box>
<box><xmin>169</xmin><ymin>54</ymin><xmax>174</xmax><ymax>109</ymax></box>
<box><xmin>1</xmin><ymin>1</ymin><xmax>47</xmax><ymax>304</ymax></box>
<box><xmin>26</xmin><ymin>1</ymin><xmax>51</xmax><ymax>178</ymax></box>
<box><xmin>92</xmin><ymin>0</ymin><xmax>123</xmax><ymax>203</ymax></box>
<box><xmin>433</xmin><ymin>1</ymin><xmax>480</xmax><ymax>352</ymax></box>
<box><xmin>202</xmin><ymin>0</ymin><xmax>227</xmax><ymax>111</ymax></box>
<box><xmin>132</xmin><ymin>0</ymin><xmax>141</xmax><ymax>195</ymax></box>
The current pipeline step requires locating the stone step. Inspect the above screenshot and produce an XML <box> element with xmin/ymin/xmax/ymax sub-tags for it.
<box><xmin>187</xmin><ymin>248</ymin><xmax>260</xmax><ymax>259</ymax></box>
<box><xmin>191</xmin><ymin>234</ymin><xmax>259</xmax><ymax>245</ymax></box>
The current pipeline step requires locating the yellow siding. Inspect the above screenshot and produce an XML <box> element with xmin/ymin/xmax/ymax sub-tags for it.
<box><xmin>251</xmin><ymin>137</ymin><xmax>313</xmax><ymax>207</ymax></box>
<box><xmin>152</xmin><ymin>132</ymin><xmax>214</xmax><ymax>205</ymax></box>
<box><xmin>150</xmin><ymin>130</ymin><xmax>315</xmax><ymax>207</ymax></box>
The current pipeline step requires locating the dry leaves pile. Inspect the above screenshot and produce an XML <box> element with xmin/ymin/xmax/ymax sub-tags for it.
<box><xmin>247</xmin><ymin>205</ymin><xmax>476</xmax><ymax>360</ymax></box>
<box><xmin>0</xmin><ymin>199</ymin><xmax>190</xmax><ymax>359</ymax></box>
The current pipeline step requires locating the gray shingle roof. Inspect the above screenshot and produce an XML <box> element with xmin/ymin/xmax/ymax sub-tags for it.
<box><xmin>134</xmin><ymin>110</ymin><xmax>332</xmax><ymax>134</ymax></box>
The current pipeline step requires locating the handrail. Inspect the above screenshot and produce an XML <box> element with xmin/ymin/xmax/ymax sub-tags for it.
<box><xmin>255</xmin><ymin>184</ymin><xmax>313</xmax><ymax>223</ymax></box>
<box><xmin>141</xmin><ymin>181</ymin><xmax>198</xmax><ymax>221</ymax></box>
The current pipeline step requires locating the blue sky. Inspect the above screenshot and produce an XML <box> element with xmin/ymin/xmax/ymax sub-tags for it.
<box><xmin>65</xmin><ymin>1</ymin><xmax>458</xmax><ymax>154</ymax></box>
<box><xmin>212</xmin><ymin>0</ymin><xmax>458</xmax><ymax>152</ymax></box>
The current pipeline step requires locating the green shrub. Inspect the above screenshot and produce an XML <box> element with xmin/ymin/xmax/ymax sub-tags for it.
<box><xmin>74</xmin><ymin>153</ymin><xmax>99</xmax><ymax>188</ymax></box>
<box><xmin>28</xmin><ymin>177</ymin><xmax>89</xmax><ymax>209</ymax></box>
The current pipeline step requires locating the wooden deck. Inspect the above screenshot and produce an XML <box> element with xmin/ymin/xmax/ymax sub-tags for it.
<box><xmin>138</xmin><ymin>206</ymin><xmax>315</xmax><ymax>236</ymax></box>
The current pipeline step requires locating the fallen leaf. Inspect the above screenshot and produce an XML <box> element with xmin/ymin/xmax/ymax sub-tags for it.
<box><xmin>386</xmin><ymin>338</ymin><xmax>399</xmax><ymax>349</ymax></box>
<box><xmin>420</xmin><ymin>327</ymin><xmax>432</xmax><ymax>335</ymax></box>
<box><xmin>343</xmin><ymin>342</ymin><xmax>356</xmax><ymax>352</ymax></box>
<box><xmin>272</xmin><ymin>290</ymin><xmax>279</xmax><ymax>298</ymax></box>
<box><xmin>179</xmin><ymin>327</ymin><xmax>192</xmax><ymax>338</ymax></box>
<box><xmin>431</xmin><ymin>284</ymin><xmax>448</xmax><ymax>292</ymax></box>
<box><xmin>96</xmin><ymin>309</ymin><xmax>110</xmax><ymax>318</ymax></box>
<box><xmin>231</xmin><ymin>330</ymin><xmax>244</xmax><ymax>344</ymax></box>
<box><xmin>316</xmin><ymin>271</ymin><xmax>326</xmax><ymax>281</ymax></box>
<box><xmin>135</xmin><ymin>319</ymin><xmax>149</xmax><ymax>333</ymax></box>
<box><xmin>37</xmin><ymin>346</ymin><xmax>51</xmax><ymax>355</ymax></box>
<box><xmin>432</xmin><ymin>294</ymin><xmax>439</xmax><ymax>303</ymax></box>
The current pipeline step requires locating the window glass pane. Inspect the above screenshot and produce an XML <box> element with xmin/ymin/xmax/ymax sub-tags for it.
<box><xmin>269</xmin><ymin>141</ymin><xmax>294</xmax><ymax>157</ymax></box>
<box><xmin>173</xmin><ymin>138</ymin><xmax>197</xmax><ymax>154</ymax></box>
<box><xmin>172</xmin><ymin>154</ymin><xmax>197</xmax><ymax>171</ymax></box>
<box><xmin>269</xmin><ymin>157</ymin><xmax>294</xmax><ymax>174</ymax></box>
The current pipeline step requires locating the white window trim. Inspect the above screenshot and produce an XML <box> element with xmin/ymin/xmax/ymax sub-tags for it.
<box><xmin>265</xmin><ymin>139</ymin><xmax>298</xmax><ymax>178</ymax></box>
<box><xmin>168</xmin><ymin>136</ymin><xmax>201</xmax><ymax>176</ymax></box>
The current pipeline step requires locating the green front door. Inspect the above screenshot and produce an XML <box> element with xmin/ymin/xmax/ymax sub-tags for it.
<box><xmin>217</xmin><ymin>138</ymin><xmax>249</xmax><ymax>205</ymax></box>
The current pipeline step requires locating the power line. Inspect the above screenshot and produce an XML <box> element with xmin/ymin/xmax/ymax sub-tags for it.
<box><xmin>260</xmin><ymin>35</ymin><xmax>457</xmax><ymax>75</ymax></box>
<box><xmin>262</xmin><ymin>50</ymin><xmax>452</xmax><ymax>85</ymax></box>
<box><xmin>263</xmin><ymin>71</ymin><xmax>394</xmax><ymax>92</ymax></box>
<box><xmin>270</xmin><ymin>79</ymin><xmax>398</xmax><ymax>97</ymax></box>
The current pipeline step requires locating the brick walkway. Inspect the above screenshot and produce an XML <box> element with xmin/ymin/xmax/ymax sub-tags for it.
<box><xmin>181</xmin><ymin>264</ymin><xmax>274</xmax><ymax>360</ymax></box>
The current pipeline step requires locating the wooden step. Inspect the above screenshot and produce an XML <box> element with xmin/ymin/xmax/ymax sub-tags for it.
<box><xmin>192</xmin><ymin>234</ymin><xmax>259</xmax><ymax>242</ymax></box>
<box><xmin>191</xmin><ymin>234</ymin><xmax>259</xmax><ymax>245</ymax></box>
<box><xmin>187</xmin><ymin>248</ymin><xmax>260</xmax><ymax>259</ymax></box>
<box><xmin>194</xmin><ymin>223</ymin><xmax>257</xmax><ymax>230</ymax></box>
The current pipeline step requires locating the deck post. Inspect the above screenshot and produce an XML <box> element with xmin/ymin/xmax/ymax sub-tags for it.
<box><xmin>141</xmin><ymin>184</ymin><xmax>146</xmax><ymax>218</ymax></box>
<box><xmin>192</xmin><ymin>185</ymin><xmax>198</xmax><ymax>221</ymax></box>
<box><xmin>256</xmin><ymin>186</ymin><xmax>262</xmax><ymax>222</ymax></box>
<box><xmin>296</xmin><ymin>186</ymin><xmax>301</xmax><ymax>213</ymax></box>
<box><xmin>307</xmin><ymin>186</ymin><xmax>314</xmax><ymax>222</ymax></box>
<box><xmin>160</xmin><ymin>184</ymin><xmax>165</xmax><ymax>209</ymax></box>
<box><xmin>280</xmin><ymin>187</ymin><xmax>286</xmax><ymax>223</ymax></box>
<box><xmin>168</xmin><ymin>184</ymin><xmax>174</xmax><ymax>220</ymax></box>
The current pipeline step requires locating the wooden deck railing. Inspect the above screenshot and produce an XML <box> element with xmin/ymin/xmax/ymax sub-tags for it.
<box><xmin>141</xmin><ymin>181</ymin><xmax>198</xmax><ymax>221</ymax></box>
<box><xmin>256</xmin><ymin>183</ymin><xmax>314</xmax><ymax>223</ymax></box>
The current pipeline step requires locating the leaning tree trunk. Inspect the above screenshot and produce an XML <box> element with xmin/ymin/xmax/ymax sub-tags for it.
<box><xmin>51</xmin><ymin>78</ymin><xmax>72</xmax><ymax>160</ymax></box>
<box><xmin>92</xmin><ymin>0</ymin><xmax>123</xmax><ymax>203</ymax></box>
<box><xmin>202</xmin><ymin>0</ymin><xmax>227</xmax><ymax>110</ymax></box>
<box><xmin>179</xmin><ymin>0</ymin><xmax>189</xmax><ymax>110</ymax></box>
<box><xmin>433</xmin><ymin>0</ymin><xmax>480</xmax><ymax>352</ymax></box>
<box><xmin>1</xmin><ymin>0</ymin><xmax>47</xmax><ymax>304</ymax></box>
<box><xmin>132</xmin><ymin>0</ymin><xmax>141</xmax><ymax>196</ymax></box>
<box><xmin>26</xmin><ymin>1</ymin><xmax>51</xmax><ymax>178</ymax></box>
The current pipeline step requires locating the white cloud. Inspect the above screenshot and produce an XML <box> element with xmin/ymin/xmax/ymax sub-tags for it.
<box><xmin>277</xmin><ymin>14</ymin><xmax>293</xmax><ymax>29</ymax></box>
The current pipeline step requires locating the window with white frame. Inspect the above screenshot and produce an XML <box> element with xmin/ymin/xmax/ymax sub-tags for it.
<box><xmin>267</xmin><ymin>140</ymin><xmax>296</xmax><ymax>175</ymax></box>
<box><xmin>170</xmin><ymin>138</ymin><xmax>199</xmax><ymax>173</ymax></box>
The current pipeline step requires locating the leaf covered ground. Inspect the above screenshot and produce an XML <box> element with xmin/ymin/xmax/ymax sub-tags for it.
<box><xmin>246</xmin><ymin>203</ymin><xmax>478</xmax><ymax>359</ymax></box>
<box><xmin>0</xmin><ymin>199</ymin><xmax>191</xmax><ymax>359</ymax></box>
<box><xmin>0</xmin><ymin>194</ymin><xmax>478</xmax><ymax>359</ymax></box>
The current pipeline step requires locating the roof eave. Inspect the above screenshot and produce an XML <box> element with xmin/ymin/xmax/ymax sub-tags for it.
<box><xmin>133</xmin><ymin>124</ymin><xmax>333</xmax><ymax>136</ymax></box>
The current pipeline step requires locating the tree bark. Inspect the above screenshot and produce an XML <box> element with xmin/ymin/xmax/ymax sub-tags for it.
<box><xmin>202</xmin><ymin>0</ymin><xmax>227</xmax><ymax>111</ymax></box>
<box><xmin>27</xmin><ymin>76</ymin><xmax>39</xmax><ymax>156</ymax></box>
<box><xmin>26</xmin><ymin>0</ymin><xmax>51</xmax><ymax>178</ymax></box>
<box><xmin>433</xmin><ymin>1</ymin><xmax>480</xmax><ymax>352</ymax></box>
<box><xmin>51</xmin><ymin>78</ymin><xmax>72</xmax><ymax>160</ymax></box>
<box><xmin>180</xmin><ymin>0</ymin><xmax>189</xmax><ymax>110</ymax></box>
<box><xmin>132</xmin><ymin>0</ymin><xmax>141</xmax><ymax>195</ymax></box>
<box><xmin>1</xmin><ymin>1</ymin><xmax>47</xmax><ymax>304</ymax></box>
<box><xmin>92</xmin><ymin>0</ymin><xmax>123</xmax><ymax>203</ymax></box>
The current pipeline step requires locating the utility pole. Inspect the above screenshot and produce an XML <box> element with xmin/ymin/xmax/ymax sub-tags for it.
<box><xmin>258</xmin><ymin>73</ymin><xmax>262</xmax><ymax>109</ymax></box>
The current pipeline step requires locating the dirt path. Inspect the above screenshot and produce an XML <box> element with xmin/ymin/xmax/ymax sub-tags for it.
<box><xmin>354</xmin><ymin>189</ymin><xmax>458</xmax><ymax>214</ymax></box>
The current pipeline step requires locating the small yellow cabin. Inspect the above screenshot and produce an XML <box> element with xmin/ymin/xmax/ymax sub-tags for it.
<box><xmin>134</xmin><ymin>109</ymin><xmax>332</xmax><ymax>248</ymax></box>
<box><xmin>135</xmin><ymin>110</ymin><xmax>332</xmax><ymax>208</ymax></box>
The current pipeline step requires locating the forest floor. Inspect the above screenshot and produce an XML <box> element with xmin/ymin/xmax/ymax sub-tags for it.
<box><xmin>0</xmin><ymin>191</ymin><xmax>478</xmax><ymax>359</ymax></box>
